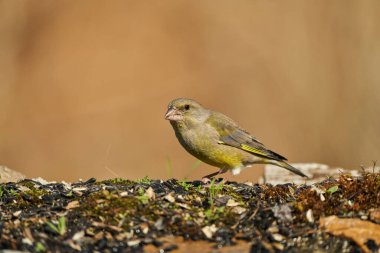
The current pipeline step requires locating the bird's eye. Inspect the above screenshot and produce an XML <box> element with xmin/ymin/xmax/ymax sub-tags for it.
<box><xmin>184</xmin><ymin>104</ymin><xmax>190</xmax><ymax>110</ymax></box>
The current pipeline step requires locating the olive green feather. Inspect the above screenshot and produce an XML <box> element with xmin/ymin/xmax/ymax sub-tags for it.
<box><xmin>206</xmin><ymin>112</ymin><xmax>287</xmax><ymax>161</ymax></box>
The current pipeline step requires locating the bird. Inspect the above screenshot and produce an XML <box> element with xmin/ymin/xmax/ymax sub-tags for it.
<box><xmin>164</xmin><ymin>98</ymin><xmax>307</xmax><ymax>180</ymax></box>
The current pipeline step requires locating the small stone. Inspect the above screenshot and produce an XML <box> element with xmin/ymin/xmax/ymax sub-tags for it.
<box><xmin>202</xmin><ymin>224</ymin><xmax>217</xmax><ymax>239</ymax></box>
<box><xmin>232</xmin><ymin>206</ymin><xmax>246</xmax><ymax>214</ymax></box>
<box><xmin>164</xmin><ymin>193</ymin><xmax>175</xmax><ymax>203</ymax></box>
<box><xmin>22</xmin><ymin>238</ymin><xmax>33</xmax><ymax>246</ymax></box>
<box><xmin>306</xmin><ymin>209</ymin><xmax>314</xmax><ymax>223</ymax></box>
<box><xmin>72</xmin><ymin>187</ymin><xmax>87</xmax><ymax>192</ymax></box>
<box><xmin>244</xmin><ymin>181</ymin><xmax>254</xmax><ymax>186</ymax></box>
<box><xmin>119</xmin><ymin>191</ymin><xmax>128</xmax><ymax>197</ymax></box>
<box><xmin>33</xmin><ymin>177</ymin><xmax>56</xmax><ymax>185</ymax></box>
<box><xmin>72</xmin><ymin>231</ymin><xmax>85</xmax><ymax>241</ymax></box>
<box><xmin>226</xmin><ymin>199</ymin><xmax>239</xmax><ymax>207</ymax></box>
<box><xmin>267</xmin><ymin>226</ymin><xmax>279</xmax><ymax>233</ymax></box>
<box><xmin>13</xmin><ymin>210</ymin><xmax>22</xmax><ymax>217</ymax></box>
<box><xmin>272</xmin><ymin>233</ymin><xmax>284</xmax><ymax>242</ymax></box>
<box><xmin>177</xmin><ymin>203</ymin><xmax>190</xmax><ymax>209</ymax></box>
<box><xmin>145</xmin><ymin>187</ymin><xmax>155</xmax><ymax>200</ymax></box>
<box><xmin>127</xmin><ymin>240</ymin><xmax>141</xmax><ymax>247</ymax></box>
<box><xmin>154</xmin><ymin>218</ymin><xmax>164</xmax><ymax>230</ymax></box>
<box><xmin>140</xmin><ymin>223</ymin><xmax>149</xmax><ymax>234</ymax></box>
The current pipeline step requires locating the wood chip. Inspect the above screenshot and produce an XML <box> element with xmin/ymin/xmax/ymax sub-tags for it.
<box><xmin>66</xmin><ymin>200</ymin><xmax>80</xmax><ymax>209</ymax></box>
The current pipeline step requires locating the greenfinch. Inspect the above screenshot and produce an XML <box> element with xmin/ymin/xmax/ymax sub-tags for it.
<box><xmin>165</xmin><ymin>98</ymin><xmax>307</xmax><ymax>179</ymax></box>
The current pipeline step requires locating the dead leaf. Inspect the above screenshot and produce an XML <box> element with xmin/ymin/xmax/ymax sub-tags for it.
<box><xmin>23</xmin><ymin>227</ymin><xmax>34</xmax><ymax>242</ymax></box>
<box><xmin>320</xmin><ymin>215</ymin><xmax>380</xmax><ymax>253</ymax></box>
<box><xmin>370</xmin><ymin>208</ymin><xmax>380</xmax><ymax>224</ymax></box>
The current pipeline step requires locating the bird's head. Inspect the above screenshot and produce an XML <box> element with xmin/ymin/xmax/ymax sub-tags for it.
<box><xmin>165</xmin><ymin>98</ymin><xmax>209</xmax><ymax>125</ymax></box>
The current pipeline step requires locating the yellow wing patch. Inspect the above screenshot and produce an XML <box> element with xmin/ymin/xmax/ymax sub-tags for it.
<box><xmin>240</xmin><ymin>144</ymin><xmax>269</xmax><ymax>157</ymax></box>
<box><xmin>219</xmin><ymin>141</ymin><xmax>270</xmax><ymax>158</ymax></box>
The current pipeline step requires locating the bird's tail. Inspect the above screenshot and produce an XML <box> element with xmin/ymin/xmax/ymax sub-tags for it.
<box><xmin>269</xmin><ymin>160</ymin><xmax>308</xmax><ymax>178</ymax></box>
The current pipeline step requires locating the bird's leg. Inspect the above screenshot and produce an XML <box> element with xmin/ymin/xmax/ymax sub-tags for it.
<box><xmin>202</xmin><ymin>168</ymin><xmax>227</xmax><ymax>184</ymax></box>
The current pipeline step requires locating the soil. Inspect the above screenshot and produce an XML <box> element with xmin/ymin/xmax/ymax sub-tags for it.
<box><xmin>1</xmin><ymin>172</ymin><xmax>380</xmax><ymax>252</ymax></box>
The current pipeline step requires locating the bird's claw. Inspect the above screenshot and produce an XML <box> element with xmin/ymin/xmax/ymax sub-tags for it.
<box><xmin>202</xmin><ymin>177</ymin><xmax>211</xmax><ymax>184</ymax></box>
<box><xmin>202</xmin><ymin>177</ymin><xmax>226</xmax><ymax>186</ymax></box>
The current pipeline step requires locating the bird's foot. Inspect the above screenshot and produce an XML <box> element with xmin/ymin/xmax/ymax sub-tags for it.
<box><xmin>201</xmin><ymin>177</ymin><xmax>226</xmax><ymax>186</ymax></box>
<box><xmin>201</xmin><ymin>177</ymin><xmax>211</xmax><ymax>184</ymax></box>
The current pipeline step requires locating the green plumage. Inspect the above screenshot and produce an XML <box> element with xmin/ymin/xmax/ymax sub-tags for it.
<box><xmin>165</xmin><ymin>98</ymin><xmax>307</xmax><ymax>178</ymax></box>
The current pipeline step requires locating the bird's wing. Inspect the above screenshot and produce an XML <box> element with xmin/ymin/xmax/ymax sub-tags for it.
<box><xmin>206</xmin><ymin>112</ymin><xmax>287</xmax><ymax>161</ymax></box>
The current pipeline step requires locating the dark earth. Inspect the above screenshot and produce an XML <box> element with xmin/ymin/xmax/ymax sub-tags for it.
<box><xmin>1</xmin><ymin>172</ymin><xmax>380</xmax><ymax>252</ymax></box>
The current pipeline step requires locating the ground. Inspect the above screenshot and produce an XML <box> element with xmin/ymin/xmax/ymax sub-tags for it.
<box><xmin>1</xmin><ymin>172</ymin><xmax>380</xmax><ymax>252</ymax></box>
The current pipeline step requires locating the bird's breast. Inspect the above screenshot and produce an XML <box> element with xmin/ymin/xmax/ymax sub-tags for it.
<box><xmin>172</xmin><ymin>124</ymin><xmax>243</xmax><ymax>169</ymax></box>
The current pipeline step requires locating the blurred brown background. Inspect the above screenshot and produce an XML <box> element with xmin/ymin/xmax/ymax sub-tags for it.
<box><xmin>1</xmin><ymin>1</ymin><xmax>379</xmax><ymax>182</ymax></box>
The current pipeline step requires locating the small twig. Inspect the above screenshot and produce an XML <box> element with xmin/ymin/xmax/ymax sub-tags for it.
<box><xmin>248</xmin><ymin>202</ymin><xmax>261</xmax><ymax>220</ymax></box>
<box><xmin>372</xmin><ymin>160</ymin><xmax>377</xmax><ymax>173</ymax></box>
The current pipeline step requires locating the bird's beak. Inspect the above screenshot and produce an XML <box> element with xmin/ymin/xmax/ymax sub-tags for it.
<box><xmin>165</xmin><ymin>107</ymin><xmax>183</xmax><ymax>121</ymax></box>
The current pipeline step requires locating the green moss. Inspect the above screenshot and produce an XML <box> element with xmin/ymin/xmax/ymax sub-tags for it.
<box><xmin>177</xmin><ymin>179</ymin><xmax>193</xmax><ymax>191</ymax></box>
<box><xmin>135</xmin><ymin>176</ymin><xmax>151</xmax><ymax>184</ymax></box>
<box><xmin>98</xmin><ymin>178</ymin><xmax>135</xmax><ymax>186</ymax></box>
<box><xmin>35</xmin><ymin>242</ymin><xmax>46</xmax><ymax>252</ymax></box>
<box><xmin>77</xmin><ymin>189</ymin><xmax>160</xmax><ymax>230</ymax></box>
<box><xmin>204</xmin><ymin>206</ymin><xmax>225</xmax><ymax>223</ymax></box>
